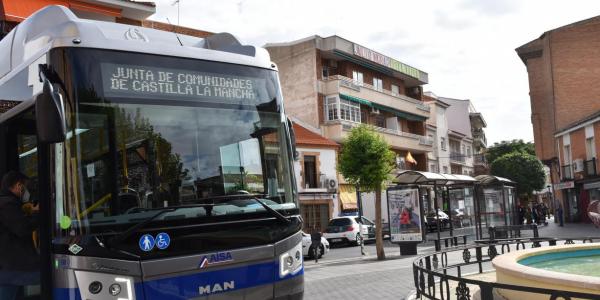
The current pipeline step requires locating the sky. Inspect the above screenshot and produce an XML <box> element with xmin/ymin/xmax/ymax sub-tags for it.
<box><xmin>149</xmin><ymin>0</ymin><xmax>600</xmax><ymax>145</ymax></box>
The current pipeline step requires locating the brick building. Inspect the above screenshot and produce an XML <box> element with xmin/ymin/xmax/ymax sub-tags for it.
<box><xmin>516</xmin><ymin>15</ymin><xmax>600</xmax><ymax>223</ymax></box>
<box><xmin>0</xmin><ymin>0</ymin><xmax>212</xmax><ymax>39</ymax></box>
<box><xmin>265</xmin><ymin>35</ymin><xmax>432</xmax><ymax>223</ymax></box>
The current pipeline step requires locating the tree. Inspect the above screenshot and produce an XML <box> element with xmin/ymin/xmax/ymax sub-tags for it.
<box><xmin>486</xmin><ymin>139</ymin><xmax>535</xmax><ymax>165</ymax></box>
<box><xmin>338</xmin><ymin>125</ymin><xmax>395</xmax><ymax>260</ymax></box>
<box><xmin>490</xmin><ymin>152</ymin><xmax>546</xmax><ymax>196</ymax></box>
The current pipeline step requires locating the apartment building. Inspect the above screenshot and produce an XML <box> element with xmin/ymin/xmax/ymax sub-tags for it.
<box><xmin>423</xmin><ymin>93</ymin><xmax>451</xmax><ymax>174</ymax></box>
<box><xmin>266</xmin><ymin>35</ymin><xmax>432</xmax><ymax>224</ymax></box>
<box><xmin>265</xmin><ymin>35</ymin><xmax>432</xmax><ymax>168</ymax></box>
<box><xmin>516</xmin><ymin>15</ymin><xmax>600</xmax><ymax>223</ymax></box>
<box><xmin>291</xmin><ymin>120</ymin><xmax>341</xmax><ymax>232</ymax></box>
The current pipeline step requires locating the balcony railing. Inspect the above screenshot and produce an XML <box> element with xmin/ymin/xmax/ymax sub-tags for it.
<box><xmin>562</xmin><ymin>164</ymin><xmax>573</xmax><ymax>180</ymax></box>
<box><xmin>585</xmin><ymin>158</ymin><xmax>597</xmax><ymax>177</ymax></box>
<box><xmin>450</xmin><ymin>151</ymin><xmax>466</xmax><ymax>163</ymax></box>
<box><xmin>338</xmin><ymin>120</ymin><xmax>434</xmax><ymax>146</ymax></box>
<box><xmin>474</xmin><ymin>153</ymin><xmax>487</xmax><ymax>165</ymax></box>
<box><xmin>323</xmin><ymin>75</ymin><xmax>430</xmax><ymax>112</ymax></box>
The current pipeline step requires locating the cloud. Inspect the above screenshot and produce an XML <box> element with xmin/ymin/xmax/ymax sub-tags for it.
<box><xmin>460</xmin><ymin>0</ymin><xmax>520</xmax><ymax>16</ymax></box>
<box><xmin>434</xmin><ymin>10</ymin><xmax>473</xmax><ymax>30</ymax></box>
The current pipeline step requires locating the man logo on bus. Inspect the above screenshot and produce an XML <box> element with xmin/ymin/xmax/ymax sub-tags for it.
<box><xmin>199</xmin><ymin>252</ymin><xmax>233</xmax><ymax>269</ymax></box>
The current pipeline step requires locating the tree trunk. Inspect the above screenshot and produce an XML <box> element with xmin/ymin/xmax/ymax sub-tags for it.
<box><xmin>375</xmin><ymin>186</ymin><xmax>386</xmax><ymax>260</ymax></box>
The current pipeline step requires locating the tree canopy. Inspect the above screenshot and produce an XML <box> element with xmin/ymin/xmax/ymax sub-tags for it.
<box><xmin>338</xmin><ymin>125</ymin><xmax>395</xmax><ymax>192</ymax></box>
<box><xmin>486</xmin><ymin>139</ymin><xmax>535</xmax><ymax>165</ymax></box>
<box><xmin>490</xmin><ymin>152</ymin><xmax>546</xmax><ymax>196</ymax></box>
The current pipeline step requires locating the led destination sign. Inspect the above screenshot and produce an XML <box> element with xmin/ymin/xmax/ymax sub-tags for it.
<box><xmin>101</xmin><ymin>63</ymin><xmax>267</xmax><ymax>103</ymax></box>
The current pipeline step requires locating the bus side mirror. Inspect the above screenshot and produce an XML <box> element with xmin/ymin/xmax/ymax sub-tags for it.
<box><xmin>287</xmin><ymin>118</ymin><xmax>299</xmax><ymax>161</ymax></box>
<box><xmin>36</xmin><ymin>76</ymin><xmax>66</xmax><ymax>143</ymax></box>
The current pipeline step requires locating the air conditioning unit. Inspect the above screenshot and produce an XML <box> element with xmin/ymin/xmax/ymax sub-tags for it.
<box><xmin>323</xmin><ymin>177</ymin><xmax>338</xmax><ymax>192</ymax></box>
<box><xmin>370</xmin><ymin>107</ymin><xmax>380</xmax><ymax>114</ymax></box>
<box><xmin>573</xmin><ymin>159</ymin><xmax>584</xmax><ymax>173</ymax></box>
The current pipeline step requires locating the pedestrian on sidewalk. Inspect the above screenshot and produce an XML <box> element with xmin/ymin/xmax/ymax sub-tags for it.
<box><xmin>310</xmin><ymin>226</ymin><xmax>322</xmax><ymax>263</ymax></box>
<box><xmin>557</xmin><ymin>204</ymin><xmax>564</xmax><ymax>227</ymax></box>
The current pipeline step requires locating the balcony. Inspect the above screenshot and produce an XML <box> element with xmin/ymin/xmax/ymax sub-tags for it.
<box><xmin>321</xmin><ymin>120</ymin><xmax>433</xmax><ymax>152</ymax></box>
<box><xmin>472</xmin><ymin>130</ymin><xmax>487</xmax><ymax>148</ymax></box>
<box><xmin>319</xmin><ymin>75</ymin><xmax>430</xmax><ymax>119</ymax></box>
<box><xmin>562</xmin><ymin>165</ymin><xmax>573</xmax><ymax>180</ymax></box>
<box><xmin>450</xmin><ymin>151</ymin><xmax>466</xmax><ymax>163</ymax></box>
<box><xmin>473</xmin><ymin>153</ymin><xmax>487</xmax><ymax>166</ymax></box>
<box><xmin>585</xmin><ymin>158</ymin><xmax>597</xmax><ymax>177</ymax></box>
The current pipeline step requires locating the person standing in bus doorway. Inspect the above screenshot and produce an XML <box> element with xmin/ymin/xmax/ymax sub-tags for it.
<box><xmin>310</xmin><ymin>226</ymin><xmax>322</xmax><ymax>263</ymax></box>
<box><xmin>0</xmin><ymin>171</ymin><xmax>39</xmax><ymax>300</ymax></box>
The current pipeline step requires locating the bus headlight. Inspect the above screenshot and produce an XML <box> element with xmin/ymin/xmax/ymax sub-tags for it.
<box><xmin>279</xmin><ymin>241</ymin><xmax>303</xmax><ymax>278</ymax></box>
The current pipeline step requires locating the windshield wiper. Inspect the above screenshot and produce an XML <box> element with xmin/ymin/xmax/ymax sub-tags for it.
<box><xmin>250</xmin><ymin>198</ymin><xmax>291</xmax><ymax>224</ymax></box>
<box><xmin>187</xmin><ymin>194</ymin><xmax>292</xmax><ymax>224</ymax></box>
<box><xmin>108</xmin><ymin>204</ymin><xmax>214</xmax><ymax>246</ymax></box>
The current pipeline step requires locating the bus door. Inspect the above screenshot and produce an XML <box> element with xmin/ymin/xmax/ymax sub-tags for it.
<box><xmin>0</xmin><ymin>104</ymin><xmax>42</xmax><ymax>299</ymax></box>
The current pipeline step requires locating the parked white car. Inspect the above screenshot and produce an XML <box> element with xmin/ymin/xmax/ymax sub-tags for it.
<box><xmin>323</xmin><ymin>216</ymin><xmax>376</xmax><ymax>245</ymax></box>
<box><xmin>301</xmin><ymin>231</ymin><xmax>330</xmax><ymax>258</ymax></box>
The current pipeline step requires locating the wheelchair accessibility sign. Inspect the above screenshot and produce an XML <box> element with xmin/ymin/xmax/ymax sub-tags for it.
<box><xmin>155</xmin><ymin>232</ymin><xmax>170</xmax><ymax>250</ymax></box>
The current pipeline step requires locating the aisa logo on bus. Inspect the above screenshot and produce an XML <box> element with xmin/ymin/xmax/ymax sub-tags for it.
<box><xmin>198</xmin><ymin>251</ymin><xmax>233</xmax><ymax>269</ymax></box>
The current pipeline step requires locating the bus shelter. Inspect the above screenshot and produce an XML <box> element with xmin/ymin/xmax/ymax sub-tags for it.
<box><xmin>389</xmin><ymin>171</ymin><xmax>478</xmax><ymax>253</ymax></box>
<box><xmin>474</xmin><ymin>175</ymin><xmax>518</xmax><ymax>238</ymax></box>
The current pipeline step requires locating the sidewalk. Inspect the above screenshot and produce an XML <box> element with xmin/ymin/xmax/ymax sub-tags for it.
<box><xmin>537</xmin><ymin>216</ymin><xmax>600</xmax><ymax>238</ymax></box>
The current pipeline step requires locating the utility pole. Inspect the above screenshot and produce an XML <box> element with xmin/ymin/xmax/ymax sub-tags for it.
<box><xmin>172</xmin><ymin>0</ymin><xmax>180</xmax><ymax>26</ymax></box>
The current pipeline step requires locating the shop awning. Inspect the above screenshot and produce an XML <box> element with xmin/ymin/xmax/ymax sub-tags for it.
<box><xmin>339</xmin><ymin>93</ymin><xmax>426</xmax><ymax>122</ymax></box>
<box><xmin>339</xmin><ymin>184</ymin><xmax>358</xmax><ymax>210</ymax></box>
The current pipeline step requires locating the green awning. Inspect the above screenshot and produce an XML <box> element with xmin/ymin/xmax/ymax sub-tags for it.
<box><xmin>339</xmin><ymin>93</ymin><xmax>372</xmax><ymax>106</ymax></box>
<box><xmin>339</xmin><ymin>93</ymin><xmax>426</xmax><ymax>122</ymax></box>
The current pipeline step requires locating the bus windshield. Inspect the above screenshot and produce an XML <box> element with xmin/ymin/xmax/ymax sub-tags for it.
<box><xmin>49</xmin><ymin>49</ymin><xmax>297</xmax><ymax>235</ymax></box>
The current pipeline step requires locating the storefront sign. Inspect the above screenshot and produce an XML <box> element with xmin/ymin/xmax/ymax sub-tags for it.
<box><xmin>387</xmin><ymin>188</ymin><xmax>422</xmax><ymax>242</ymax></box>
<box><xmin>584</xmin><ymin>181</ymin><xmax>600</xmax><ymax>190</ymax></box>
<box><xmin>554</xmin><ymin>181</ymin><xmax>575</xmax><ymax>190</ymax></box>
<box><xmin>353</xmin><ymin>44</ymin><xmax>421</xmax><ymax>79</ymax></box>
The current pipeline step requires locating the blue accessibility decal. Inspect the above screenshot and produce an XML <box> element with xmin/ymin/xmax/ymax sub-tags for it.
<box><xmin>139</xmin><ymin>234</ymin><xmax>155</xmax><ymax>252</ymax></box>
<box><xmin>155</xmin><ymin>232</ymin><xmax>171</xmax><ymax>250</ymax></box>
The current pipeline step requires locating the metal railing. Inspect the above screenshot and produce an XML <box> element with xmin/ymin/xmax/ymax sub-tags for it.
<box><xmin>562</xmin><ymin>164</ymin><xmax>573</xmax><ymax>180</ymax></box>
<box><xmin>413</xmin><ymin>237</ymin><xmax>600</xmax><ymax>300</ymax></box>
<box><xmin>337</xmin><ymin>120</ymin><xmax>434</xmax><ymax>146</ymax></box>
<box><xmin>585</xmin><ymin>158</ymin><xmax>597</xmax><ymax>177</ymax></box>
<box><xmin>473</xmin><ymin>153</ymin><xmax>486</xmax><ymax>165</ymax></box>
<box><xmin>323</xmin><ymin>75</ymin><xmax>430</xmax><ymax>111</ymax></box>
<box><xmin>450</xmin><ymin>151</ymin><xmax>465</xmax><ymax>163</ymax></box>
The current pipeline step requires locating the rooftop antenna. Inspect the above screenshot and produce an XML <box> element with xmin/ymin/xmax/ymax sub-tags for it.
<box><xmin>171</xmin><ymin>0</ymin><xmax>180</xmax><ymax>26</ymax></box>
<box><xmin>166</xmin><ymin>17</ymin><xmax>183</xmax><ymax>46</ymax></box>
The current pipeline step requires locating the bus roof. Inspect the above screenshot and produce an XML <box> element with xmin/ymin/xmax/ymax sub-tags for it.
<box><xmin>0</xmin><ymin>5</ymin><xmax>275</xmax><ymax>83</ymax></box>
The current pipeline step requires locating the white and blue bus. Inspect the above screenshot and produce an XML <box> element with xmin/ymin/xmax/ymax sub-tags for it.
<box><xmin>0</xmin><ymin>6</ymin><xmax>303</xmax><ymax>299</ymax></box>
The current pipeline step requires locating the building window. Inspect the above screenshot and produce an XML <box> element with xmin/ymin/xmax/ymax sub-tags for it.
<box><xmin>340</xmin><ymin>99</ymin><xmax>361</xmax><ymax>122</ymax></box>
<box><xmin>440</xmin><ymin>137</ymin><xmax>447</xmax><ymax>151</ymax></box>
<box><xmin>429</xmin><ymin>164</ymin><xmax>437</xmax><ymax>173</ymax></box>
<box><xmin>373</xmin><ymin>114</ymin><xmax>385</xmax><ymax>128</ymax></box>
<box><xmin>322</xmin><ymin>66</ymin><xmax>329</xmax><ymax>78</ymax></box>
<box><xmin>352</xmin><ymin>70</ymin><xmax>364</xmax><ymax>86</ymax></box>
<box><xmin>325</xmin><ymin>96</ymin><xmax>361</xmax><ymax>123</ymax></box>
<box><xmin>586</xmin><ymin>137</ymin><xmax>596</xmax><ymax>160</ymax></box>
<box><xmin>443</xmin><ymin>166</ymin><xmax>448</xmax><ymax>173</ymax></box>
<box><xmin>325</xmin><ymin>96</ymin><xmax>339</xmax><ymax>121</ymax></box>
<box><xmin>391</xmin><ymin>84</ymin><xmax>399</xmax><ymax>96</ymax></box>
<box><xmin>467</xmin><ymin>146</ymin><xmax>472</xmax><ymax>157</ymax></box>
<box><xmin>373</xmin><ymin>77</ymin><xmax>383</xmax><ymax>92</ymax></box>
<box><xmin>303</xmin><ymin>155</ymin><xmax>318</xmax><ymax>188</ymax></box>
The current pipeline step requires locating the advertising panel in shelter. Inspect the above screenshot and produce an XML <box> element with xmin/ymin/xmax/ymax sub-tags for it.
<box><xmin>388</xmin><ymin>188</ymin><xmax>423</xmax><ymax>242</ymax></box>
